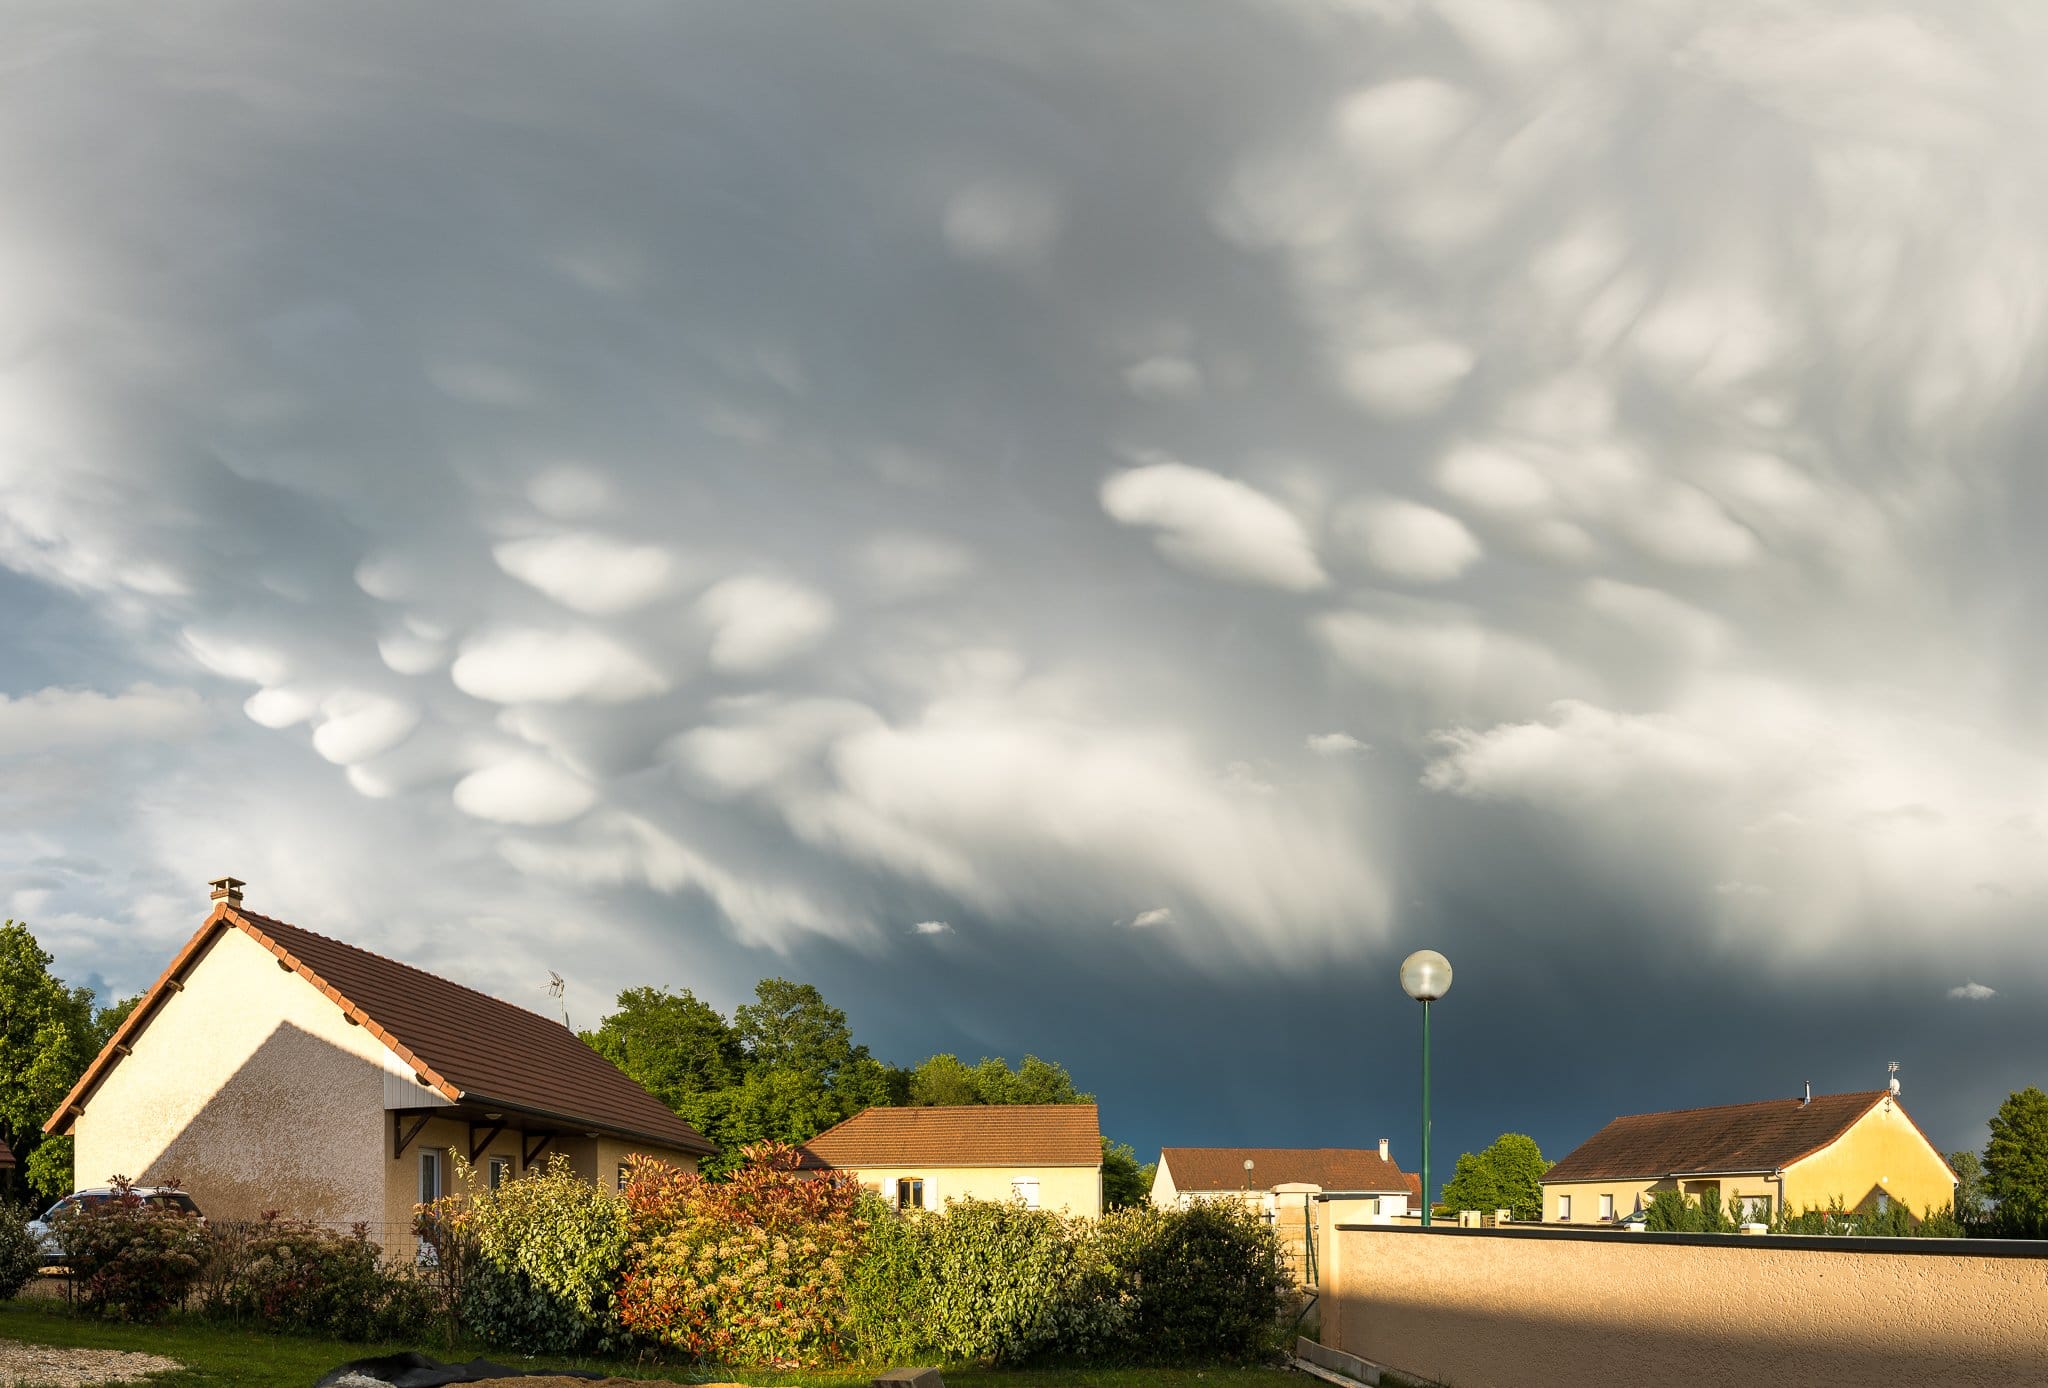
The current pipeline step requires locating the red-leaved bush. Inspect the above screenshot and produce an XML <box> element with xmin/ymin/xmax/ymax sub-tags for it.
<box><xmin>615</xmin><ymin>1142</ymin><xmax>868</xmax><ymax>1366</ymax></box>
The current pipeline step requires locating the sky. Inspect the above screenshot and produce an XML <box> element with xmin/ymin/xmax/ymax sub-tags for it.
<box><xmin>4</xmin><ymin>0</ymin><xmax>2046</xmax><ymax>1187</ymax></box>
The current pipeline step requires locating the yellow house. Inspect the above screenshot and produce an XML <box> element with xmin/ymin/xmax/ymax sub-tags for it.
<box><xmin>1540</xmin><ymin>1087</ymin><xmax>1956</xmax><ymax>1227</ymax></box>
<box><xmin>799</xmin><ymin>1103</ymin><xmax>1103</xmax><ymax>1216</ymax></box>
<box><xmin>46</xmin><ymin>878</ymin><xmax>714</xmax><ymax>1253</ymax></box>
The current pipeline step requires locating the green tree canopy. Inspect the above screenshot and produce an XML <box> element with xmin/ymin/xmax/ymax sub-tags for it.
<box><xmin>1437</xmin><ymin>1132</ymin><xmax>1547</xmax><ymax>1221</ymax></box>
<box><xmin>1948</xmin><ymin>1148</ymin><xmax>1986</xmax><ymax>1218</ymax></box>
<box><xmin>1984</xmin><ymin>1086</ymin><xmax>2048</xmax><ymax>1223</ymax></box>
<box><xmin>1102</xmin><ymin>1138</ymin><xmax>1156</xmax><ymax>1209</ymax></box>
<box><xmin>580</xmin><ymin>986</ymin><xmax>743</xmax><ymax>1110</ymax></box>
<box><xmin>735</xmin><ymin>978</ymin><xmax>861</xmax><ymax>1080</ymax></box>
<box><xmin>0</xmin><ymin>921</ymin><xmax>110</xmax><ymax>1199</ymax></box>
<box><xmin>908</xmin><ymin>1053</ymin><xmax>1091</xmax><ymax>1107</ymax></box>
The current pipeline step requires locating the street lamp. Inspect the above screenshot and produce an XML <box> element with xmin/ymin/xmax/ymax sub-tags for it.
<box><xmin>1399</xmin><ymin>949</ymin><xmax>1452</xmax><ymax>1227</ymax></box>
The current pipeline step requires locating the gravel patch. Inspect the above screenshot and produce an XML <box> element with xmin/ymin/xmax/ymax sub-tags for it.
<box><xmin>0</xmin><ymin>1339</ymin><xmax>181</xmax><ymax>1387</ymax></box>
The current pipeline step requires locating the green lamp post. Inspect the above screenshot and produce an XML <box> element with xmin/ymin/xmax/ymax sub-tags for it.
<box><xmin>1399</xmin><ymin>949</ymin><xmax>1453</xmax><ymax>1227</ymax></box>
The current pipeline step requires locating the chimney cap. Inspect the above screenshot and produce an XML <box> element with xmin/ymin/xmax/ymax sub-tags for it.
<box><xmin>209</xmin><ymin>876</ymin><xmax>246</xmax><ymax>906</ymax></box>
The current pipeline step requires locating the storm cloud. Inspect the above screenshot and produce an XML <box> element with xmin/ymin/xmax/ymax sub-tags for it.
<box><xmin>4</xmin><ymin>0</ymin><xmax>2046</xmax><ymax>1169</ymax></box>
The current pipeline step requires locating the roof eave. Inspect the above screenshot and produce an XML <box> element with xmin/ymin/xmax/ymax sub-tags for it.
<box><xmin>453</xmin><ymin>1092</ymin><xmax>717</xmax><ymax>1158</ymax></box>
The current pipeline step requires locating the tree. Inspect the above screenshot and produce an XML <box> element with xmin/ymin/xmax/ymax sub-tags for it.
<box><xmin>1949</xmin><ymin>1148</ymin><xmax>1986</xmax><ymax>1219</ymax></box>
<box><xmin>735</xmin><ymin>979</ymin><xmax>860</xmax><ymax>1081</ymax></box>
<box><xmin>909</xmin><ymin>1054</ymin><xmax>981</xmax><ymax>1106</ymax></box>
<box><xmin>907</xmin><ymin>1053</ymin><xmax>1092</xmax><ymax>1107</ymax></box>
<box><xmin>581</xmin><ymin>986</ymin><xmax>743</xmax><ymax>1111</ymax></box>
<box><xmin>1984</xmin><ymin>1086</ymin><xmax>2048</xmax><ymax>1224</ymax></box>
<box><xmin>0</xmin><ymin>921</ymin><xmax>98</xmax><ymax>1192</ymax></box>
<box><xmin>1102</xmin><ymin>1138</ymin><xmax>1155</xmax><ymax>1209</ymax></box>
<box><xmin>1436</xmin><ymin>1133</ymin><xmax>1546</xmax><ymax>1221</ymax></box>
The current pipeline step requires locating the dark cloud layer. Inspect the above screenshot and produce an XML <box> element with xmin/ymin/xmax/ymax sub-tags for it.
<box><xmin>3</xmin><ymin>0</ymin><xmax>2045</xmax><ymax>1173</ymax></box>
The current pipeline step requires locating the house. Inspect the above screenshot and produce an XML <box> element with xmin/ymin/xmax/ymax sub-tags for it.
<box><xmin>45</xmin><ymin>878</ymin><xmax>714</xmax><ymax>1250</ymax></box>
<box><xmin>1540</xmin><ymin>1087</ymin><xmax>1956</xmax><ymax>1226</ymax></box>
<box><xmin>1150</xmin><ymin>1143</ymin><xmax>1419</xmax><ymax>1217</ymax></box>
<box><xmin>798</xmin><ymin>1103</ymin><xmax>1103</xmax><ymax>1216</ymax></box>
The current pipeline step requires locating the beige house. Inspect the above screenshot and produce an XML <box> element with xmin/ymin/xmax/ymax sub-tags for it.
<box><xmin>46</xmin><ymin>879</ymin><xmax>714</xmax><ymax>1252</ymax></box>
<box><xmin>1541</xmin><ymin>1087</ymin><xmax>1956</xmax><ymax>1226</ymax></box>
<box><xmin>799</xmin><ymin>1103</ymin><xmax>1103</xmax><ymax>1216</ymax></box>
<box><xmin>1151</xmin><ymin>1143</ymin><xmax>1418</xmax><ymax>1217</ymax></box>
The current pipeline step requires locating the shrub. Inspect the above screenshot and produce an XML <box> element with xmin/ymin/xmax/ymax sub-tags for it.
<box><xmin>0</xmin><ymin>1200</ymin><xmax>40</xmax><ymax>1301</ymax></box>
<box><xmin>435</xmin><ymin>1154</ymin><xmax>631</xmax><ymax>1355</ymax></box>
<box><xmin>1099</xmin><ymin>1200</ymin><xmax>1289</xmax><ymax>1363</ymax></box>
<box><xmin>195</xmin><ymin>1215</ymin><xmax>437</xmax><ymax>1340</ymax></box>
<box><xmin>618</xmin><ymin>1142</ymin><xmax>868</xmax><ymax>1367</ymax></box>
<box><xmin>55</xmin><ymin>1176</ymin><xmax>207</xmax><ymax>1321</ymax></box>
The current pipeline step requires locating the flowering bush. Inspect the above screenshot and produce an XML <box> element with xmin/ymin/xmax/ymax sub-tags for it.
<box><xmin>55</xmin><ymin>1176</ymin><xmax>207</xmax><ymax>1321</ymax></box>
<box><xmin>195</xmin><ymin>1214</ymin><xmax>437</xmax><ymax>1340</ymax></box>
<box><xmin>616</xmin><ymin>1142</ymin><xmax>867</xmax><ymax>1367</ymax></box>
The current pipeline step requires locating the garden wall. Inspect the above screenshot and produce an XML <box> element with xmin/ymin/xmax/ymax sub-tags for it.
<box><xmin>1318</xmin><ymin>1211</ymin><xmax>2048</xmax><ymax>1388</ymax></box>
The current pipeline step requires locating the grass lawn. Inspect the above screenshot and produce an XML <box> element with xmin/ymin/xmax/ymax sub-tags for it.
<box><xmin>0</xmin><ymin>1300</ymin><xmax>1301</xmax><ymax>1388</ymax></box>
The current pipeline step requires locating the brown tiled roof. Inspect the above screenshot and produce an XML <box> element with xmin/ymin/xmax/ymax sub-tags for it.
<box><xmin>1163</xmin><ymin>1147</ymin><xmax>1416</xmax><ymax>1196</ymax></box>
<box><xmin>1541</xmin><ymin>1091</ymin><xmax>1940</xmax><ymax>1183</ymax></box>
<box><xmin>799</xmin><ymin>1104</ymin><xmax>1101</xmax><ymax>1169</ymax></box>
<box><xmin>0</xmin><ymin>1143</ymin><xmax>14</xmax><ymax>1170</ymax></box>
<box><xmin>48</xmin><ymin>904</ymin><xmax>714</xmax><ymax>1156</ymax></box>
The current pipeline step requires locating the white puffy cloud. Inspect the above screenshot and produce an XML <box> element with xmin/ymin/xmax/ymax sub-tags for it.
<box><xmin>243</xmin><ymin>688</ymin><xmax>319</xmax><ymax>729</ymax></box>
<box><xmin>1335</xmin><ymin>338</ymin><xmax>1475</xmax><ymax>417</ymax></box>
<box><xmin>181</xmin><ymin>630</ymin><xmax>289</xmax><ymax>687</ymax></box>
<box><xmin>1306</xmin><ymin>731</ymin><xmax>1368</xmax><ymax>756</ymax></box>
<box><xmin>1131</xmin><ymin>906</ymin><xmax>1174</xmax><ymax>928</ymax></box>
<box><xmin>450</xmin><ymin>628</ymin><xmax>668</xmax><ymax>704</ymax></box>
<box><xmin>1435</xmin><ymin>443</ymin><xmax>1555</xmax><ymax>514</ymax></box>
<box><xmin>913</xmin><ymin>919</ymin><xmax>954</xmax><ymax>936</ymax></box>
<box><xmin>1948</xmin><ymin>981</ymin><xmax>1996</xmax><ymax>1001</ymax></box>
<box><xmin>309</xmin><ymin>692</ymin><xmax>420</xmax><ymax>766</ymax></box>
<box><xmin>493</xmin><ymin>532</ymin><xmax>677</xmax><ymax>614</ymax></box>
<box><xmin>452</xmin><ymin>755</ymin><xmax>597</xmax><ymax>825</ymax></box>
<box><xmin>0</xmin><ymin>685</ymin><xmax>206</xmax><ymax>755</ymax></box>
<box><xmin>1333</xmin><ymin>498</ymin><xmax>1483</xmax><ymax>582</ymax></box>
<box><xmin>698</xmin><ymin>576</ymin><xmax>836</xmax><ymax>674</ymax></box>
<box><xmin>1313</xmin><ymin>608</ymin><xmax>1584</xmax><ymax>720</ymax></box>
<box><xmin>1101</xmin><ymin>461</ymin><xmax>1328</xmax><ymax>591</ymax></box>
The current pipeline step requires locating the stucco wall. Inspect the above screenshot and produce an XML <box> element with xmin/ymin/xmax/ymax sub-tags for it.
<box><xmin>843</xmin><ymin>1164</ymin><xmax>1102</xmax><ymax>1216</ymax></box>
<box><xmin>74</xmin><ymin>927</ymin><xmax>389</xmax><ymax>1224</ymax></box>
<box><xmin>1318</xmin><ymin>1216</ymin><xmax>2048</xmax><ymax>1388</ymax></box>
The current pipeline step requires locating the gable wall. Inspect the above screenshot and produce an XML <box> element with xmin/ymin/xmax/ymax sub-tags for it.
<box><xmin>1786</xmin><ymin>1100</ymin><xmax>1954</xmax><ymax>1217</ymax></box>
<box><xmin>838</xmin><ymin>1163</ymin><xmax>1102</xmax><ymax>1216</ymax></box>
<box><xmin>72</xmin><ymin>925</ymin><xmax>390</xmax><ymax>1224</ymax></box>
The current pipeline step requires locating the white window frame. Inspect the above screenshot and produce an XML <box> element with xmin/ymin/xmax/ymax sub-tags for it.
<box><xmin>488</xmin><ymin>1156</ymin><xmax>513</xmax><ymax>1190</ymax></box>
<box><xmin>419</xmin><ymin>1148</ymin><xmax>443</xmax><ymax>1203</ymax></box>
<box><xmin>1011</xmin><ymin>1178</ymin><xmax>1040</xmax><ymax>1210</ymax></box>
<box><xmin>1599</xmin><ymin>1193</ymin><xmax>1615</xmax><ymax>1222</ymax></box>
<box><xmin>1557</xmin><ymin>1194</ymin><xmax>1571</xmax><ymax>1222</ymax></box>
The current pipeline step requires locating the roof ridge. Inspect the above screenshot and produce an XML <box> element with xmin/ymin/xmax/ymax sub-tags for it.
<box><xmin>236</xmin><ymin>908</ymin><xmax>563</xmax><ymax>1026</ymax></box>
<box><xmin>1607</xmin><ymin>1090</ymin><xmax>1884</xmax><ymax>1122</ymax></box>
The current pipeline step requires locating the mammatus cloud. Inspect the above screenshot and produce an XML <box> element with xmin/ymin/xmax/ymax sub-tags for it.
<box><xmin>1101</xmin><ymin>462</ymin><xmax>1327</xmax><ymax>592</ymax></box>
<box><xmin>1332</xmin><ymin>498</ymin><xmax>1482</xmax><ymax>583</ymax></box>
<box><xmin>1948</xmin><ymin>982</ymin><xmax>1996</xmax><ymax>1002</ymax></box>
<box><xmin>698</xmin><ymin>577</ymin><xmax>836</xmax><ymax>674</ymax></box>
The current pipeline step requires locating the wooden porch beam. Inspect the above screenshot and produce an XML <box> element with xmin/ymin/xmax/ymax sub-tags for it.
<box><xmin>468</xmin><ymin>1121</ymin><xmax>506</xmax><ymax>1164</ymax></box>
<box><xmin>523</xmin><ymin>1131</ymin><xmax>552</xmax><ymax>1168</ymax></box>
<box><xmin>394</xmin><ymin>1111</ymin><xmax>432</xmax><ymax>1161</ymax></box>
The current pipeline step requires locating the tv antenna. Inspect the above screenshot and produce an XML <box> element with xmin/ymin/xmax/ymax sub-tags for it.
<box><xmin>547</xmin><ymin>971</ymin><xmax>570</xmax><ymax>1029</ymax></box>
<box><xmin>1886</xmin><ymin>1061</ymin><xmax>1900</xmax><ymax>1108</ymax></box>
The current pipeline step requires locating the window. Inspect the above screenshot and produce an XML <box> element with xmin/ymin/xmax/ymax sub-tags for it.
<box><xmin>1599</xmin><ymin>1194</ymin><xmax>1615</xmax><ymax>1222</ymax></box>
<box><xmin>488</xmin><ymin>1157</ymin><xmax>513</xmax><ymax>1190</ymax></box>
<box><xmin>419</xmin><ymin>1149</ymin><xmax>442</xmax><ymax>1203</ymax></box>
<box><xmin>618</xmin><ymin>1163</ymin><xmax>631</xmax><ymax>1192</ymax></box>
<box><xmin>1012</xmin><ymin>1178</ymin><xmax>1040</xmax><ymax>1210</ymax></box>
<box><xmin>1739</xmin><ymin>1196</ymin><xmax>1771</xmax><ymax>1222</ymax></box>
<box><xmin>1876</xmin><ymin>1192</ymin><xmax>1889</xmax><ymax>1215</ymax></box>
<box><xmin>1557</xmin><ymin>1194</ymin><xmax>1571</xmax><ymax>1222</ymax></box>
<box><xmin>896</xmin><ymin>1178</ymin><xmax>924</xmax><ymax>1210</ymax></box>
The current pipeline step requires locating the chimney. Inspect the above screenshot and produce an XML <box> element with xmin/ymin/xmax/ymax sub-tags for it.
<box><xmin>1379</xmin><ymin>1137</ymin><xmax>1390</xmax><ymax>1161</ymax></box>
<box><xmin>1802</xmin><ymin>1080</ymin><xmax>1811</xmax><ymax>1107</ymax></box>
<box><xmin>209</xmin><ymin>876</ymin><xmax>246</xmax><ymax>908</ymax></box>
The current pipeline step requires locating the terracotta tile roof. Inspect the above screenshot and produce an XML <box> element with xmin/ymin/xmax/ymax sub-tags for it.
<box><xmin>47</xmin><ymin>904</ymin><xmax>714</xmax><ymax>1157</ymax></box>
<box><xmin>1162</xmin><ymin>1147</ymin><xmax>1416</xmax><ymax>1195</ymax></box>
<box><xmin>799</xmin><ymin>1104</ymin><xmax>1101</xmax><ymax>1169</ymax></box>
<box><xmin>0</xmin><ymin>1143</ymin><xmax>14</xmax><ymax>1170</ymax></box>
<box><xmin>1542</xmin><ymin>1091</ymin><xmax>1923</xmax><ymax>1183</ymax></box>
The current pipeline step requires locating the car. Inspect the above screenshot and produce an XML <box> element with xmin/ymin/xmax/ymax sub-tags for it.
<box><xmin>24</xmin><ymin>1187</ymin><xmax>204</xmax><ymax>1264</ymax></box>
